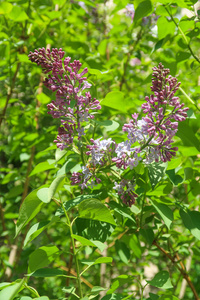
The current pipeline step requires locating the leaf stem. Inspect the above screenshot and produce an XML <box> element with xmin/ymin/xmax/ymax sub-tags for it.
<box><xmin>60</xmin><ymin>199</ymin><xmax>83</xmax><ymax>298</ymax></box>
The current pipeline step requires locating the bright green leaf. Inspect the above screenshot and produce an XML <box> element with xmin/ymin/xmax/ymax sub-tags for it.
<box><xmin>0</xmin><ymin>278</ymin><xmax>25</xmax><ymax>300</ymax></box>
<box><xmin>101</xmin><ymin>92</ymin><xmax>128</xmax><ymax>113</ymax></box>
<box><xmin>36</xmin><ymin>93</ymin><xmax>51</xmax><ymax>105</ymax></box>
<box><xmin>0</xmin><ymin>2</ymin><xmax>13</xmax><ymax>14</ymax></box>
<box><xmin>48</xmin><ymin>174</ymin><xmax>66</xmax><ymax>202</ymax></box>
<box><xmin>28</xmin><ymin>245</ymin><xmax>59</xmax><ymax>273</ymax></box>
<box><xmin>15</xmin><ymin>189</ymin><xmax>44</xmax><ymax>237</ymax></box>
<box><xmin>8</xmin><ymin>6</ymin><xmax>28</xmax><ymax>21</ymax></box>
<box><xmin>71</xmin><ymin>234</ymin><xmax>106</xmax><ymax>252</ymax></box>
<box><xmin>29</xmin><ymin>161</ymin><xmax>56</xmax><ymax>176</ymax></box>
<box><xmin>78</xmin><ymin>199</ymin><xmax>116</xmax><ymax>225</ymax></box>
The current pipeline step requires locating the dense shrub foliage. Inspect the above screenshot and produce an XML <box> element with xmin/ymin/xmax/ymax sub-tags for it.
<box><xmin>0</xmin><ymin>1</ymin><xmax>200</xmax><ymax>300</ymax></box>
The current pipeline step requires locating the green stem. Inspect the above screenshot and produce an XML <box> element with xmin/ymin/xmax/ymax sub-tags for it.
<box><xmin>165</xmin><ymin>5</ymin><xmax>200</xmax><ymax>64</ymax></box>
<box><xmin>25</xmin><ymin>284</ymin><xmax>40</xmax><ymax>297</ymax></box>
<box><xmin>139</xmin><ymin>190</ymin><xmax>146</xmax><ymax>228</ymax></box>
<box><xmin>60</xmin><ymin>199</ymin><xmax>83</xmax><ymax>298</ymax></box>
<box><xmin>179</xmin><ymin>86</ymin><xmax>200</xmax><ymax>111</ymax></box>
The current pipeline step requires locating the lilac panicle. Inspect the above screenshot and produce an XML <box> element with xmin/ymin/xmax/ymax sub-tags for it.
<box><xmin>72</xmin><ymin>63</ymin><xmax>189</xmax><ymax>206</ymax></box>
<box><xmin>122</xmin><ymin>63</ymin><xmax>189</xmax><ymax>163</ymax></box>
<box><xmin>28</xmin><ymin>48</ymin><xmax>101</xmax><ymax>150</ymax></box>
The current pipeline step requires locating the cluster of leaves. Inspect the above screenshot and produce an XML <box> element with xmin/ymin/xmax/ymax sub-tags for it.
<box><xmin>0</xmin><ymin>0</ymin><xmax>200</xmax><ymax>300</ymax></box>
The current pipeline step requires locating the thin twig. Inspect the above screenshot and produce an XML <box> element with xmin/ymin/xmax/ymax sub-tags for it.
<box><xmin>153</xmin><ymin>240</ymin><xmax>199</xmax><ymax>300</ymax></box>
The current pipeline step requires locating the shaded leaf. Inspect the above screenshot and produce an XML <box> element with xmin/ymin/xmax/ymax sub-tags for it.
<box><xmin>180</xmin><ymin>209</ymin><xmax>200</xmax><ymax>240</ymax></box>
<box><xmin>28</xmin><ymin>268</ymin><xmax>63</xmax><ymax>277</ymax></box>
<box><xmin>147</xmin><ymin>270</ymin><xmax>173</xmax><ymax>289</ymax></box>
<box><xmin>166</xmin><ymin>169</ymin><xmax>183</xmax><ymax>186</ymax></box>
<box><xmin>107</xmin><ymin>275</ymin><xmax>133</xmax><ymax>294</ymax></box>
<box><xmin>151</xmin><ymin>200</ymin><xmax>173</xmax><ymax>229</ymax></box>
<box><xmin>24</xmin><ymin>216</ymin><xmax>59</xmax><ymax>247</ymax></box>
<box><xmin>134</xmin><ymin>0</ymin><xmax>153</xmax><ymax>23</ymax></box>
<box><xmin>115</xmin><ymin>240</ymin><xmax>130</xmax><ymax>264</ymax></box>
<box><xmin>148</xmin><ymin>162</ymin><xmax>167</xmax><ymax>189</ymax></box>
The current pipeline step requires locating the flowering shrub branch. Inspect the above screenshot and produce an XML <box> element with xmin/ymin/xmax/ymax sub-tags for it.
<box><xmin>29</xmin><ymin>48</ymin><xmax>188</xmax><ymax>207</ymax></box>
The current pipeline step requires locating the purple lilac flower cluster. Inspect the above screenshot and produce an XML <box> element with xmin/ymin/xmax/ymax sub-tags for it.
<box><xmin>71</xmin><ymin>63</ymin><xmax>188</xmax><ymax>206</ymax></box>
<box><xmin>28</xmin><ymin>48</ymin><xmax>101</xmax><ymax>150</ymax></box>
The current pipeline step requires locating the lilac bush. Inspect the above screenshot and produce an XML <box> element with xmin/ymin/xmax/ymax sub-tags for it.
<box><xmin>29</xmin><ymin>49</ymin><xmax>188</xmax><ymax>206</ymax></box>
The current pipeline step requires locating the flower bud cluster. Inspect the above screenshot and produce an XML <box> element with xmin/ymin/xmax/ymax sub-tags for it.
<box><xmin>123</xmin><ymin>63</ymin><xmax>189</xmax><ymax>163</ymax></box>
<box><xmin>28</xmin><ymin>48</ymin><xmax>101</xmax><ymax>150</ymax></box>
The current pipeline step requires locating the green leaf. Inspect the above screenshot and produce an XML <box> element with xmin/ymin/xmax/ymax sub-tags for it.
<box><xmin>140</xmin><ymin>227</ymin><xmax>154</xmax><ymax>245</ymax></box>
<box><xmin>177</xmin><ymin>121</ymin><xmax>200</xmax><ymax>151</ymax></box>
<box><xmin>95</xmin><ymin>120</ymin><xmax>119</xmax><ymax>132</ymax></box>
<box><xmin>134</xmin><ymin>0</ymin><xmax>153</xmax><ymax>23</ymax></box>
<box><xmin>147</xmin><ymin>271</ymin><xmax>173</xmax><ymax>289</ymax></box>
<box><xmin>81</xmin><ymin>257</ymin><xmax>112</xmax><ymax>266</ymax></box>
<box><xmin>28</xmin><ymin>245</ymin><xmax>59</xmax><ymax>273</ymax></box>
<box><xmin>101</xmin><ymin>92</ymin><xmax>128</xmax><ymax>113</ymax></box>
<box><xmin>29</xmin><ymin>161</ymin><xmax>56</xmax><ymax>176</ymax></box>
<box><xmin>28</xmin><ymin>268</ymin><xmax>63</xmax><ymax>277</ymax></box>
<box><xmin>15</xmin><ymin>189</ymin><xmax>44</xmax><ymax>237</ymax></box>
<box><xmin>180</xmin><ymin>209</ymin><xmax>200</xmax><ymax>240</ymax></box>
<box><xmin>24</xmin><ymin>216</ymin><xmax>59</xmax><ymax>247</ymax></box>
<box><xmin>148</xmin><ymin>162</ymin><xmax>167</xmax><ymax>189</ymax></box>
<box><xmin>178</xmin><ymin>146</ymin><xmax>199</xmax><ymax>156</ymax></box>
<box><xmin>75</xmin><ymin>218</ymin><xmax>115</xmax><ymax>243</ymax></box>
<box><xmin>176</xmin><ymin>51</ymin><xmax>191</xmax><ymax>63</ymax></box>
<box><xmin>36</xmin><ymin>93</ymin><xmax>51</xmax><ymax>105</ymax></box>
<box><xmin>37</xmin><ymin>188</ymin><xmax>49</xmax><ymax>203</ymax></box>
<box><xmin>0</xmin><ymin>2</ymin><xmax>13</xmax><ymax>14</ymax></box>
<box><xmin>157</xmin><ymin>17</ymin><xmax>176</xmax><ymax>39</ymax></box>
<box><xmin>166</xmin><ymin>169</ymin><xmax>183</xmax><ymax>186</ymax></box>
<box><xmin>115</xmin><ymin>240</ymin><xmax>130</xmax><ymax>264</ymax></box>
<box><xmin>151</xmin><ymin>200</ymin><xmax>173</xmax><ymax>229</ymax></box>
<box><xmin>107</xmin><ymin>275</ymin><xmax>134</xmax><ymax>294</ymax></box>
<box><xmin>71</xmin><ymin>234</ymin><xmax>106</xmax><ymax>252</ymax></box>
<box><xmin>148</xmin><ymin>293</ymin><xmax>159</xmax><ymax>300</ymax></box>
<box><xmin>78</xmin><ymin>199</ymin><xmax>116</xmax><ymax>225</ymax></box>
<box><xmin>8</xmin><ymin>6</ymin><xmax>28</xmax><ymax>21</ymax></box>
<box><xmin>48</xmin><ymin>174</ymin><xmax>66</xmax><ymax>202</ymax></box>
<box><xmin>108</xmin><ymin>201</ymin><xmax>136</xmax><ymax>224</ymax></box>
<box><xmin>159</xmin><ymin>296</ymin><xmax>179</xmax><ymax>300</ymax></box>
<box><xmin>56</xmin><ymin>194</ymin><xmax>101</xmax><ymax>215</ymax></box>
<box><xmin>101</xmin><ymin>294</ymin><xmax>124</xmax><ymax>300</ymax></box>
<box><xmin>167</xmin><ymin>157</ymin><xmax>182</xmax><ymax>170</ymax></box>
<box><xmin>93</xmin><ymin>257</ymin><xmax>113</xmax><ymax>265</ymax></box>
<box><xmin>0</xmin><ymin>278</ymin><xmax>25</xmax><ymax>300</ymax></box>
